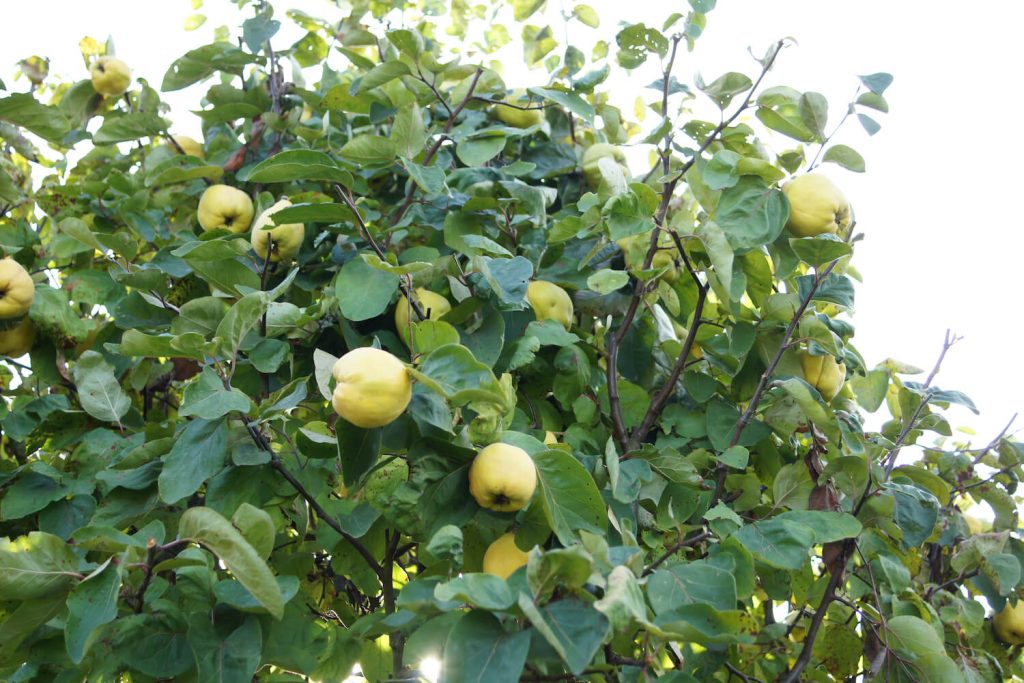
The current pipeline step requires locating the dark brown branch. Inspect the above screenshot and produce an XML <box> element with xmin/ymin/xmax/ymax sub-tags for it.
<box><xmin>642</xmin><ymin>529</ymin><xmax>712</xmax><ymax>577</ymax></box>
<box><xmin>709</xmin><ymin>259</ymin><xmax>839</xmax><ymax>505</ymax></box>
<box><xmin>390</xmin><ymin>67</ymin><xmax>484</xmax><ymax>227</ymax></box>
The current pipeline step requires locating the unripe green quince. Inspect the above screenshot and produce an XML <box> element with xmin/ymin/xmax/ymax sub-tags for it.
<box><xmin>583</xmin><ymin>143</ymin><xmax>630</xmax><ymax>190</ymax></box>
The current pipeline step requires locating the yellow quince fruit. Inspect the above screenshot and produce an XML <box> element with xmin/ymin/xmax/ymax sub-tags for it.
<box><xmin>0</xmin><ymin>258</ymin><xmax>35</xmax><ymax>320</ymax></box>
<box><xmin>0</xmin><ymin>317</ymin><xmax>35</xmax><ymax>357</ymax></box>
<box><xmin>469</xmin><ymin>442</ymin><xmax>537</xmax><ymax>512</ymax></box>
<box><xmin>197</xmin><ymin>185</ymin><xmax>254</xmax><ymax>234</ymax></box>
<box><xmin>90</xmin><ymin>56</ymin><xmax>131</xmax><ymax>97</ymax></box>
<box><xmin>394</xmin><ymin>288</ymin><xmax>452</xmax><ymax>346</ymax></box>
<box><xmin>583</xmin><ymin>143</ymin><xmax>631</xmax><ymax>190</ymax></box>
<box><xmin>543</xmin><ymin>431</ymin><xmax>558</xmax><ymax>446</ymax></box>
<box><xmin>994</xmin><ymin>600</ymin><xmax>1024</xmax><ymax>645</ymax></box>
<box><xmin>782</xmin><ymin>173</ymin><xmax>851</xmax><ymax>237</ymax></box>
<box><xmin>482</xmin><ymin>532</ymin><xmax>531</xmax><ymax>579</ymax></box>
<box><xmin>251</xmin><ymin>198</ymin><xmax>305</xmax><ymax>263</ymax></box>
<box><xmin>331</xmin><ymin>347</ymin><xmax>412</xmax><ymax>428</ymax></box>
<box><xmin>170</xmin><ymin>135</ymin><xmax>204</xmax><ymax>159</ymax></box>
<box><xmin>495</xmin><ymin>89</ymin><xmax>544</xmax><ymax>128</ymax></box>
<box><xmin>799</xmin><ymin>351</ymin><xmax>846</xmax><ymax>401</ymax></box>
<box><xmin>527</xmin><ymin>280</ymin><xmax>573</xmax><ymax>330</ymax></box>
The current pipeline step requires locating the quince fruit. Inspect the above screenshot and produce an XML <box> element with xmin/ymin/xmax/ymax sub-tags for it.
<box><xmin>617</xmin><ymin>233</ymin><xmax>681</xmax><ymax>282</ymax></box>
<box><xmin>782</xmin><ymin>173</ymin><xmax>851</xmax><ymax>237</ymax></box>
<box><xmin>583</xmin><ymin>143</ymin><xmax>631</xmax><ymax>190</ymax></box>
<box><xmin>543</xmin><ymin>431</ymin><xmax>558</xmax><ymax>446</ymax></box>
<box><xmin>90</xmin><ymin>56</ymin><xmax>131</xmax><ymax>97</ymax></box>
<box><xmin>251</xmin><ymin>198</ymin><xmax>305</xmax><ymax>263</ymax></box>
<box><xmin>495</xmin><ymin>89</ymin><xmax>544</xmax><ymax>128</ymax></box>
<box><xmin>332</xmin><ymin>347</ymin><xmax>412</xmax><ymax>428</ymax></box>
<box><xmin>394</xmin><ymin>288</ymin><xmax>452</xmax><ymax>346</ymax></box>
<box><xmin>170</xmin><ymin>135</ymin><xmax>204</xmax><ymax>159</ymax></box>
<box><xmin>0</xmin><ymin>258</ymin><xmax>35</xmax><ymax>321</ymax></box>
<box><xmin>527</xmin><ymin>280</ymin><xmax>573</xmax><ymax>330</ymax></box>
<box><xmin>800</xmin><ymin>351</ymin><xmax>846</xmax><ymax>401</ymax></box>
<box><xmin>994</xmin><ymin>600</ymin><xmax>1024</xmax><ymax>645</ymax></box>
<box><xmin>482</xmin><ymin>532</ymin><xmax>530</xmax><ymax>579</ymax></box>
<box><xmin>0</xmin><ymin>317</ymin><xmax>34</xmax><ymax>357</ymax></box>
<box><xmin>197</xmin><ymin>185</ymin><xmax>254</xmax><ymax>234</ymax></box>
<box><xmin>469</xmin><ymin>442</ymin><xmax>537</xmax><ymax>512</ymax></box>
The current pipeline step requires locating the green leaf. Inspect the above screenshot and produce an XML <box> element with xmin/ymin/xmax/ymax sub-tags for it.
<box><xmin>884</xmin><ymin>615</ymin><xmax>944</xmax><ymax>657</ymax></box>
<box><xmin>859</xmin><ymin>72</ymin><xmax>894</xmax><ymax>95</ymax></box>
<box><xmin>888</xmin><ymin>481</ymin><xmax>940</xmax><ymax>548</ymax></box>
<box><xmin>698</xmin><ymin>71</ymin><xmax>752</xmax><ymax>109</ymax></box>
<box><xmin>213</xmin><ymin>576</ymin><xmax>299</xmax><ymax>613</ymax></box>
<box><xmin>241</xmin><ymin>13</ymin><xmax>281</xmax><ymax>52</ymax></box>
<box><xmin>594</xmin><ymin>565</ymin><xmax>647</xmax><ymax>629</ymax></box>
<box><xmin>93</xmin><ymin>112</ymin><xmax>168</xmax><ymax>144</ymax></box>
<box><xmin>586</xmin><ymin>268</ymin><xmax>629</xmax><ymax>294</ymax></box>
<box><xmin>1</xmin><ymin>472</ymin><xmax>69</xmax><ymax>520</ymax></box>
<box><xmin>180</xmin><ymin>367</ymin><xmax>253</xmax><ymax>419</ymax></box>
<box><xmin>158</xmin><ymin>418</ymin><xmax>230</xmax><ymax>504</ymax></box>
<box><xmin>73</xmin><ymin>350</ymin><xmax>131</xmax><ymax>423</ymax></box>
<box><xmin>162</xmin><ymin>43</ymin><xmax>259</xmax><ymax>91</ymax></box>
<box><xmin>528</xmin><ymin>86</ymin><xmax>595</xmax><ymax>123</ymax></box>
<box><xmin>703</xmin><ymin>150</ymin><xmax>741</xmax><ymax>190</ymax></box>
<box><xmin>216</xmin><ymin>292</ymin><xmax>267</xmax><ymax>358</ymax></box>
<box><xmin>336</xmin><ymin>418</ymin><xmax>382</xmax><ymax>488</ymax></box>
<box><xmin>573</xmin><ymin>4</ymin><xmax>600</xmax><ymax>28</ymax></box>
<box><xmin>443</xmin><ymin>611</ymin><xmax>530</xmax><ymax>683</ymax></box>
<box><xmin>340</xmin><ymin>134</ymin><xmax>396</xmax><ymax>165</ymax></box>
<box><xmin>0</xmin><ymin>93</ymin><xmax>70</xmax><ymax>142</ymax></box>
<box><xmin>518</xmin><ymin>596</ymin><xmax>610</xmax><ymax>675</ymax></box>
<box><xmin>756</xmin><ymin>106</ymin><xmax>815</xmax><ymax>142</ymax></box>
<box><xmin>178</xmin><ymin>507</ymin><xmax>284</xmax><ymax>619</ymax></box>
<box><xmin>435</xmin><ymin>574</ymin><xmax>515</xmax><ymax>610</ymax></box>
<box><xmin>798</xmin><ymin>91</ymin><xmax>828</xmax><ymax>138</ymax></box>
<box><xmin>189</xmin><ymin>614</ymin><xmax>263</xmax><ymax>682</ymax></box>
<box><xmin>456</xmin><ymin>135</ymin><xmax>507</xmax><ymax>166</ymax></box>
<box><xmin>535</xmin><ymin>448</ymin><xmax>606</xmax><ymax>545</ymax></box>
<box><xmin>789</xmin><ymin>235</ymin><xmax>853</xmax><ymax>266</ymax></box>
<box><xmin>392</xmin><ymin>102</ymin><xmax>427</xmax><ymax>159</ymax></box>
<box><xmin>415</xmin><ymin>344</ymin><xmax>508</xmax><ymax>409</ymax></box>
<box><xmin>648</xmin><ymin>558</ymin><xmax>738</xmax><ymax>614</ymax></box>
<box><xmin>653</xmin><ymin>603</ymin><xmax>755</xmax><ymax>646</ymax></box>
<box><xmin>237</xmin><ymin>149</ymin><xmax>353</xmax><ymax>186</ymax></box>
<box><xmin>357</xmin><ymin>60</ymin><xmax>410</xmax><ymax>92</ymax></box>
<box><xmin>335</xmin><ymin>255</ymin><xmax>399</xmax><ymax>322</ymax></box>
<box><xmin>404</xmin><ymin>160</ymin><xmax>447</xmax><ymax>195</ymax></box>
<box><xmin>715</xmin><ymin>176</ymin><xmax>788</xmax><ymax>252</ymax></box>
<box><xmin>65</xmin><ymin>560</ymin><xmax>121</xmax><ymax>663</ymax></box>
<box><xmin>822</xmin><ymin>144</ymin><xmax>866</xmax><ymax>172</ymax></box>
<box><xmin>0</xmin><ymin>531</ymin><xmax>79</xmax><ymax>600</ymax></box>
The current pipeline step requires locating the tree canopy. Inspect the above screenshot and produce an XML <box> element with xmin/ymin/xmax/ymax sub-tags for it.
<box><xmin>0</xmin><ymin>1</ymin><xmax>1021</xmax><ymax>682</ymax></box>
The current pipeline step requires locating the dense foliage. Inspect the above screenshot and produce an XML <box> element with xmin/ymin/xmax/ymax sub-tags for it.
<box><xmin>0</xmin><ymin>1</ymin><xmax>1021</xmax><ymax>681</ymax></box>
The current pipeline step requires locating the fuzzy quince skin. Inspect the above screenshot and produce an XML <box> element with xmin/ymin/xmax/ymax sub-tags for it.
<box><xmin>90</xmin><ymin>56</ymin><xmax>131</xmax><ymax>97</ymax></box>
<box><xmin>782</xmin><ymin>174</ymin><xmax>851</xmax><ymax>237</ymax></box>
<box><xmin>469</xmin><ymin>442</ymin><xmax>537</xmax><ymax>512</ymax></box>
<box><xmin>0</xmin><ymin>317</ymin><xmax>34</xmax><ymax>357</ymax></box>
<box><xmin>799</xmin><ymin>351</ymin><xmax>846</xmax><ymax>400</ymax></box>
<box><xmin>394</xmin><ymin>288</ymin><xmax>452</xmax><ymax>346</ymax></box>
<box><xmin>0</xmin><ymin>258</ymin><xmax>35</xmax><ymax>320</ymax></box>
<box><xmin>527</xmin><ymin>281</ymin><xmax>573</xmax><ymax>330</ymax></box>
<box><xmin>994</xmin><ymin>600</ymin><xmax>1024</xmax><ymax>645</ymax></box>
<box><xmin>251</xmin><ymin>198</ymin><xmax>305</xmax><ymax>263</ymax></box>
<box><xmin>583</xmin><ymin>143</ymin><xmax>630</xmax><ymax>189</ymax></box>
<box><xmin>331</xmin><ymin>347</ymin><xmax>412</xmax><ymax>428</ymax></box>
<box><xmin>482</xmin><ymin>532</ymin><xmax>531</xmax><ymax>579</ymax></box>
<box><xmin>495</xmin><ymin>89</ymin><xmax>544</xmax><ymax>128</ymax></box>
<box><xmin>197</xmin><ymin>185</ymin><xmax>254</xmax><ymax>234</ymax></box>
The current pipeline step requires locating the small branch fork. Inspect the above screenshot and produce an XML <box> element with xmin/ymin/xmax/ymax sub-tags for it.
<box><xmin>606</xmin><ymin>39</ymin><xmax>786</xmax><ymax>454</ymax></box>
<box><xmin>779</xmin><ymin>332</ymin><xmax>959</xmax><ymax>683</ymax></box>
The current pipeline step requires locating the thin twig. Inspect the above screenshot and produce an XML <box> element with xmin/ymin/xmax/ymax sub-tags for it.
<box><xmin>642</xmin><ymin>529</ymin><xmax>711</xmax><ymax>577</ymax></box>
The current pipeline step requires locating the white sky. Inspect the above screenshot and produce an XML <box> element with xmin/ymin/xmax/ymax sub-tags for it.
<box><xmin>5</xmin><ymin>0</ymin><xmax>1022</xmax><ymax>445</ymax></box>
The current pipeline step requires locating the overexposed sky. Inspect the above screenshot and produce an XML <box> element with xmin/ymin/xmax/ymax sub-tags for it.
<box><xmin>5</xmin><ymin>0</ymin><xmax>1022</xmax><ymax>445</ymax></box>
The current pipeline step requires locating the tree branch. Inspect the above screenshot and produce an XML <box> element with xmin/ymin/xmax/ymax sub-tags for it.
<box><xmin>390</xmin><ymin>67</ymin><xmax>484</xmax><ymax>227</ymax></box>
<box><xmin>642</xmin><ymin>529</ymin><xmax>711</xmax><ymax>577</ymax></box>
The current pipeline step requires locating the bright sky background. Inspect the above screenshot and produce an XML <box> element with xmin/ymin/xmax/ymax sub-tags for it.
<box><xmin>5</xmin><ymin>0</ymin><xmax>1022</xmax><ymax>447</ymax></box>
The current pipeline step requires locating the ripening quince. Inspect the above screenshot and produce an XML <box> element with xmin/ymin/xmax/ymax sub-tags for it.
<box><xmin>90</xmin><ymin>56</ymin><xmax>131</xmax><ymax>97</ymax></box>
<box><xmin>331</xmin><ymin>347</ymin><xmax>412</xmax><ymax>428</ymax></box>
<box><xmin>197</xmin><ymin>185</ymin><xmax>254</xmax><ymax>234</ymax></box>
<box><xmin>482</xmin><ymin>532</ymin><xmax>531</xmax><ymax>579</ymax></box>
<box><xmin>583</xmin><ymin>143</ymin><xmax>631</xmax><ymax>189</ymax></box>
<box><xmin>0</xmin><ymin>317</ymin><xmax>35</xmax><ymax>357</ymax></box>
<box><xmin>394</xmin><ymin>288</ymin><xmax>452</xmax><ymax>346</ymax></box>
<box><xmin>782</xmin><ymin>173</ymin><xmax>851</xmax><ymax>237</ymax></box>
<box><xmin>170</xmin><ymin>135</ymin><xmax>204</xmax><ymax>159</ymax></box>
<box><xmin>251</xmin><ymin>198</ymin><xmax>305</xmax><ymax>263</ymax></box>
<box><xmin>799</xmin><ymin>351</ymin><xmax>846</xmax><ymax>401</ymax></box>
<box><xmin>469</xmin><ymin>442</ymin><xmax>537</xmax><ymax>512</ymax></box>
<box><xmin>994</xmin><ymin>600</ymin><xmax>1024</xmax><ymax>645</ymax></box>
<box><xmin>495</xmin><ymin>89</ymin><xmax>544</xmax><ymax>128</ymax></box>
<box><xmin>527</xmin><ymin>280</ymin><xmax>573</xmax><ymax>330</ymax></box>
<box><xmin>616</xmin><ymin>233</ymin><xmax>681</xmax><ymax>282</ymax></box>
<box><xmin>0</xmin><ymin>258</ymin><xmax>35</xmax><ymax>320</ymax></box>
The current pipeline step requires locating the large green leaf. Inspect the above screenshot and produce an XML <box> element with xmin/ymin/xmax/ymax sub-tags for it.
<box><xmin>178</xmin><ymin>507</ymin><xmax>284</xmax><ymax>619</ymax></box>
<box><xmin>518</xmin><ymin>595</ymin><xmax>609</xmax><ymax>674</ymax></box>
<box><xmin>0</xmin><ymin>93</ymin><xmax>70</xmax><ymax>142</ymax></box>
<box><xmin>534</xmin><ymin>449</ymin><xmax>606</xmax><ymax>545</ymax></box>
<box><xmin>158</xmin><ymin>418</ymin><xmax>230</xmax><ymax>504</ymax></box>
<box><xmin>72</xmin><ymin>351</ymin><xmax>131</xmax><ymax>424</ymax></box>
<box><xmin>335</xmin><ymin>255</ymin><xmax>399</xmax><ymax>322</ymax></box>
<box><xmin>237</xmin><ymin>149</ymin><xmax>353</xmax><ymax>185</ymax></box>
<box><xmin>442</xmin><ymin>611</ymin><xmax>531</xmax><ymax>683</ymax></box>
<box><xmin>65</xmin><ymin>559</ymin><xmax>121</xmax><ymax>663</ymax></box>
<box><xmin>714</xmin><ymin>176</ymin><xmax>788</xmax><ymax>252</ymax></box>
<box><xmin>0</xmin><ymin>531</ymin><xmax>79</xmax><ymax>600</ymax></box>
